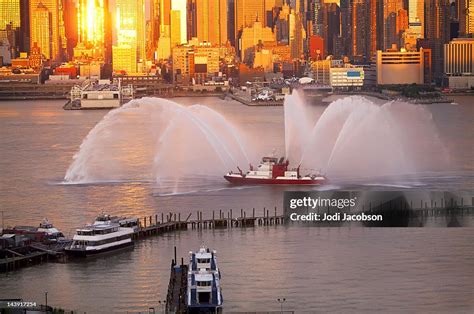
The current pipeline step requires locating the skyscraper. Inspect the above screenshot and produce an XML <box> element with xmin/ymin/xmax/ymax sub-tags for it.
<box><xmin>339</xmin><ymin>0</ymin><xmax>351</xmax><ymax>57</ymax></box>
<box><xmin>148</xmin><ymin>0</ymin><xmax>161</xmax><ymax>59</ymax></box>
<box><xmin>234</xmin><ymin>0</ymin><xmax>265</xmax><ymax>44</ymax></box>
<box><xmin>114</xmin><ymin>0</ymin><xmax>146</xmax><ymax>72</ymax></box>
<box><xmin>311</xmin><ymin>0</ymin><xmax>323</xmax><ymax>36</ymax></box>
<box><xmin>422</xmin><ymin>0</ymin><xmax>451</xmax><ymax>83</ymax></box>
<box><xmin>171</xmin><ymin>0</ymin><xmax>187</xmax><ymax>44</ymax></box>
<box><xmin>170</xmin><ymin>10</ymin><xmax>181</xmax><ymax>48</ymax></box>
<box><xmin>323</xmin><ymin>3</ymin><xmax>340</xmax><ymax>56</ymax></box>
<box><xmin>75</xmin><ymin>0</ymin><xmax>106</xmax><ymax>60</ymax></box>
<box><xmin>29</xmin><ymin>0</ymin><xmax>62</xmax><ymax>60</ymax></box>
<box><xmin>352</xmin><ymin>0</ymin><xmax>370</xmax><ymax>61</ymax></box>
<box><xmin>187</xmin><ymin>0</ymin><xmax>197</xmax><ymax>40</ymax></box>
<box><xmin>458</xmin><ymin>0</ymin><xmax>474</xmax><ymax>36</ymax></box>
<box><xmin>157</xmin><ymin>0</ymin><xmax>171</xmax><ymax>60</ymax></box>
<box><xmin>196</xmin><ymin>0</ymin><xmax>228</xmax><ymax>45</ymax></box>
<box><xmin>383</xmin><ymin>0</ymin><xmax>404</xmax><ymax>50</ymax></box>
<box><xmin>0</xmin><ymin>0</ymin><xmax>21</xmax><ymax>29</ymax></box>
<box><xmin>408</xmin><ymin>0</ymin><xmax>424</xmax><ymax>39</ymax></box>
<box><xmin>30</xmin><ymin>2</ymin><xmax>51</xmax><ymax>59</ymax></box>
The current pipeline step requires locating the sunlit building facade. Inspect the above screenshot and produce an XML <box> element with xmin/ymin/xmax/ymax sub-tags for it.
<box><xmin>240</xmin><ymin>20</ymin><xmax>275</xmax><ymax>63</ymax></box>
<box><xmin>0</xmin><ymin>0</ymin><xmax>21</xmax><ymax>29</ymax></box>
<box><xmin>30</xmin><ymin>2</ymin><xmax>51</xmax><ymax>59</ymax></box>
<box><xmin>458</xmin><ymin>0</ymin><xmax>474</xmax><ymax>36</ymax></box>
<box><xmin>196</xmin><ymin>0</ymin><xmax>227</xmax><ymax>46</ymax></box>
<box><xmin>112</xmin><ymin>44</ymin><xmax>136</xmax><ymax>74</ymax></box>
<box><xmin>29</xmin><ymin>0</ymin><xmax>62</xmax><ymax>60</ymax></box>
<box><xmin>234</xmin><ymin>0</ymin><xmax>265</xmax><ymax>44</ymax></box>
<box><xmin>408</xmin><ymin>0</ymin><xmax>424</xmax><ymax>39</ymax></box>
<box><xmin>444</xmin><ymin>38</ymin><xmax>474</xmax><ymax>89</ymax></box>
<box><xmin>114</xmin><ymin>0</ymin><xmax>145</xmax><ymax>73</ymax></box>
<box><xmin>75</xmin><ymin>0</ymin><xmax>106</xmax><ymax>60</ymax></box>
<box><xmin>376</xmin><ymin>49</ymin><xmax>425</xmax><ymax>85</ymax></box>
<box><xmin>444</xmin><ymin>38</ymin><xmax>473</xmax><ymax>75</ymax></box>
<box><xmin>170</xmin><ymin>10</ymin><xmax>181</xmax><ymax>48</ymax></box>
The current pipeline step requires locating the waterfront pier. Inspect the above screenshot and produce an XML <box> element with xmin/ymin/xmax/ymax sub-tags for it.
<box><xmin>1</xmin><ymin>202</ymin><xmax>473</xmax><ymax>273</ymax></box>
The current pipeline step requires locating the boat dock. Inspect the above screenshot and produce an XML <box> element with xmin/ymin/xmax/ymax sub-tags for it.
<box><xmin>133</xmin><ymin>207</ymin><xmax>285</xmax><ymax>236</ymax></box>
<box><xmin>0</xmin><ymin>208</ymin><xmax>285</xmax><ymax>273</ymax></box>
<box><xmin>2</xmin><ymin>202</ymin><xmax>473</xmax><ymax>273</ymax></box>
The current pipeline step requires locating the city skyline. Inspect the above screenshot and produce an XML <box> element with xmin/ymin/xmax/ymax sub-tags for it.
<box><xmin>0</xmin><ymin>0</ymin><xmax>472</xmax><ymax>87</ymax></box>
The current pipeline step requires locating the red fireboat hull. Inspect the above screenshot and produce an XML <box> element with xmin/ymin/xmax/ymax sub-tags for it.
<box><xmin>224</xmin><ymin>175</ymin><xmax>326</xmax><ymax>185</ymax></box>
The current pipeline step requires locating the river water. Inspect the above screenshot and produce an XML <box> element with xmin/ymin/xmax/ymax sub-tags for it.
<box><xmin>0</xmin><ymin>96</ymin><xmax>473</xmax><ymax>313</ymax></box>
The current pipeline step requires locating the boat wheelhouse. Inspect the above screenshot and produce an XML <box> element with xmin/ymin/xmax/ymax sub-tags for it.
<box><xmin>93</xmin><ymin>213</ymin><xmax>140</xmax><ymax>232</ymax></box>
<box><xmin>37</xmin><ymin>218</ymin><xmax>65</xmax><ymax>242</ymax></box>
<box><xmin>187</xmin><ymin>247</ymin><xmax>223</xmax><ymax>313</ymax></box>
<box><xmin>65</xmin><ymin>221</ymin><xmax>134</xmax><ymax>257</ymax></box>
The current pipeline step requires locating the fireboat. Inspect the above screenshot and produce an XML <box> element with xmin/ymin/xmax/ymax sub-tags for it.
<box><xmin>224</xmin><ymin>156</ymin><xmax>327</xmax><ymax>185</ymax></box>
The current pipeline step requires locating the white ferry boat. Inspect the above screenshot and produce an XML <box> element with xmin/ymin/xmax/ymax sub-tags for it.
<box><xmin>187</xmin><ymin>246</ymin><xmax>223</xmax><ymax>313</ymax></box>
<box><xmin>65</xmin><ymin>217</ymin><xmax>135</xmax><ymax>257</ymax></box>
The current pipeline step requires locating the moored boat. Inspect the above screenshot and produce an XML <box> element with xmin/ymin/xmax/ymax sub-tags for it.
<box><xmin>224</xmin><ymin>156</ymin><xmax>327</xmax><ymax>185</ymax></box>
<box><xmin>187</xmin><ymin>246</ymin><xmax>223</xmax><ymax>313</ymax></box>
<box><xmin>65</xmin><ymin>215</ymin><xmax>135</xmax><ymax>257</ymax></box>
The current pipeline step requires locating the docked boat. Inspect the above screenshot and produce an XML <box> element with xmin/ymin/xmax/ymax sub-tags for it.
<box><xmin>65</xmin><ymin>215</ymin><xmax>135</xmax><ymax>257</ymax></box>
<box><xmin>3</xmin><ymin>218</ymin><xmax>65</xmax><ymax>243</ymax></box>
<box><xmin>224</xmin><ymin>156</ymin><xmax>327</xmax><ymax>185</ymax></box>
<box><xmin>187</xmin><ymin>246</ymin><xmax>223</xmax><ymax>313</ymax></box>
<box><xmin>64</xmin><ymin>79</ymin><xmax>134</xmax><ymax>110</ymax></box>
<box><xmin>37</xmin><ymin>218</ymin><xmax>66</xmax><ymax>243</ymax></box>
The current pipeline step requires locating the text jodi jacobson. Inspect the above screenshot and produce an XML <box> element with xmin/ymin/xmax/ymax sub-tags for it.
<box><xmin>289</xmin><ymin>212</ymin><xmax>383</xmax><ymax>222</ymax></box>
<box><xmin>287</xmin><ymin>196</ymin><xmax>383</xmax><ymax>222</ymax></box>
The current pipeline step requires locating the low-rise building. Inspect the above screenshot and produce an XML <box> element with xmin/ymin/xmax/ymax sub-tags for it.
<box><xmin>330</xmin><ymin>67</ymin><xmax>364</xmax><ymax>89</ymax></box>
<box><xmin>444</xmin><ymin>38</ymin><xmax>474</xmax><ymax>89</ymax></box>
<box><xmin>376</xmin><ymin>49</ymin><xmax>425</xmax><ymax>85</ymax></box>
<box><xmin>172</xmin><ymin>42</ymin><xmax>221</xmax><ymax>84</ymax></box>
